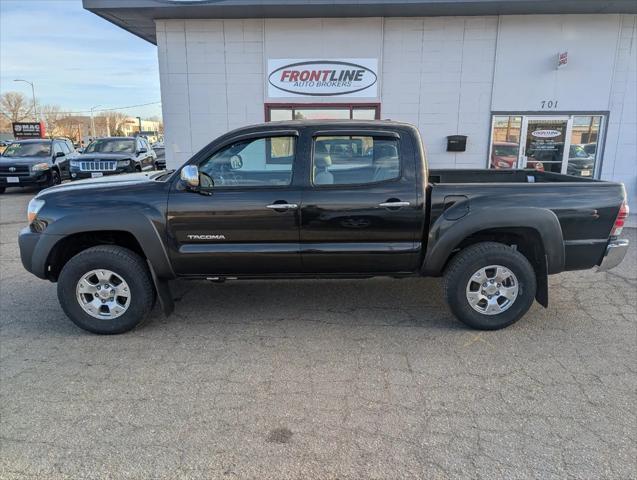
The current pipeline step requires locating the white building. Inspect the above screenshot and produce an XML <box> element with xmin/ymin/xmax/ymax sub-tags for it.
<box><xmin>84</xmin><ymin>0</ymin><xmax>637</xmax><ymax>206</ymax></box>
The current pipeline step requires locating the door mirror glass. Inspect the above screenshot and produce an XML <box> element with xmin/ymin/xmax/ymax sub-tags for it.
<box><xmin>138</xmin><ymin>148</ymin><xmax>147</xmax><ymax>154</ymax></box>
<box><xmin>55</xmin><ymin>151</ymin><xmax>65</xmax><ymax>158</ymax></box>
<box><xmin>180</xmin><ymin>165</ymin><xmax>200</xmax><ymax>188</ymax></box>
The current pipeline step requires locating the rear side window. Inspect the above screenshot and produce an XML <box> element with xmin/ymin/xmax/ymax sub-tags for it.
<box><xmin>312</xmin><ymin>135</ymin><xmax>400</xmax><ymax>186</ymax></box>
<box><xmin>199</xmin><ymin>136</ymin><xmax>295</xmax><ymax>187</ymax></box>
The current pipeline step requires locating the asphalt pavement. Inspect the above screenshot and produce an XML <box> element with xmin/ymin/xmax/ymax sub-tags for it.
<box><xmin>1</xmin><ymin>188</ymin><xmax>635</xmax><ymax>479</ymax></box>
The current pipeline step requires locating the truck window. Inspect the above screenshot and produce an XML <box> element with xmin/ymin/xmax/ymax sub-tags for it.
<box><xmin>312</xmin><ymin>136</ymin><xmax>400</xmax><ymax>186</ymax></box>
<box><xmin>199</xmin><ymin>136</ymin><xmax>295</xmax><ymax>187</ymax></box>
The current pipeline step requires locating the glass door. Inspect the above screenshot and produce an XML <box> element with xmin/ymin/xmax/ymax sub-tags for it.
<box><xmin>520</xmin><ymin>116</ymin><xmax>570</xmax><ymax>173</ymax></box>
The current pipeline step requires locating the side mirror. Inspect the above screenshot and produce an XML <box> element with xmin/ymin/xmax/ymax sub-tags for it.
<box><xmin>180</xmin><ymin>165</ymin><xmax>200</xmax><ymax>189</ymax></box>
<box><xmin>55</xmin><ymin>151</ymin><xmax>65</xmax><ymax>158</ymax></box>
<box><xmin>138</xmin><ymin>148</ymin><xmax>147</xmax><ymax>154</ymax></box>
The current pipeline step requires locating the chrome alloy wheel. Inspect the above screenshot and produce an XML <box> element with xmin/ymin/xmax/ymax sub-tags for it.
<box><xmin>76</xmin><ymin>269</ymin><xmax>131</xmax><ymax>319</ymax></box>
<box><xmin>465</xmin><ymin>265</ymin><xmax>519</xmax><ymax>315</ymax></box>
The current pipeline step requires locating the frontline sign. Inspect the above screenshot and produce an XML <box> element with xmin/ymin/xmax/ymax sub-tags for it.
<box><xmin>531</xmin><ymin>129</ymin><xmax>562</xmax><ymax>139</ymax></box>
<box><xmin>267</xmin><ymin>59</ymin><xmax>378</xmax><ymax>98</ymax></box>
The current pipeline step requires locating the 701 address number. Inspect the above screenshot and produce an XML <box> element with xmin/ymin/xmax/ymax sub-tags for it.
<box><xmin>540</xmin><ymin>100</ymin><xmax>559</xmax><ymax>109</ymax></box>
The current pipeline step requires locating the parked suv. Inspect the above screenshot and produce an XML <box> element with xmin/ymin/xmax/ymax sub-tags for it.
<box><xmin>70</xmin><ymin>136</ymin><xmax>156</xmax><ymax>180</ymax></box>
<box><xmin>0</xmin><ymin>138</ymin><xmax>74</xmax><ymax>193</ymax></box>
<box><xmin>151</xmin><ymin>142</ymin><xmax>165</xmax><ymax>170</ymax></box>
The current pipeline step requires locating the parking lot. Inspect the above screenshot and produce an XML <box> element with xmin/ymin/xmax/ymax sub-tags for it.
<box><xmin>1</xmin><ymin>188</ymin><xmax>635</xmax><ymax>479</ymax></box>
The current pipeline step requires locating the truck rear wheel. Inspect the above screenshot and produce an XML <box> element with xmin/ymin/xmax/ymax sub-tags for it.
<box><xmin>443</xmin><ymin>242</ymin><xmax>536</xmax><ymax>330</ymax></box>
<box><xmin>57</xmin><ymin>246</ymin><xmax>155</xmax><ymax>334</ymax></box>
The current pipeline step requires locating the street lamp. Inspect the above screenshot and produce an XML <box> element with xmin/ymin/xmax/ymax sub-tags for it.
<box><xmin>90</xmin><ymin>105</ymin><xmax>101</xmax><ymax>138</ymax></box>
<box><xmin>13</xmin><ymin>79</ymin><xmax>37</xmax><ymax>121</ymax></box>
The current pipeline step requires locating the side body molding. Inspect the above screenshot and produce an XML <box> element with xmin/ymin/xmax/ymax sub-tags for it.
<box><xmin>422</xmin><ymin>206</ymin><xmax>565</xmax><ymax>276</ymax></box>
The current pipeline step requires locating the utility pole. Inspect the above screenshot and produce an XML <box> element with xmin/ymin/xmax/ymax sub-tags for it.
<box><xmin>90</xmin><ymin>105</ymin><xmax>101</xmax><ymax>138</ymax></box>
<box><xmin>137</xmin><ymin>116</ymin><xmax>142</xmax><ymax>134</ymax></box>
<box><xmin>13</xmin><ymin>79</ymin><xmax>37</xmax><ymax>121</ymax></box>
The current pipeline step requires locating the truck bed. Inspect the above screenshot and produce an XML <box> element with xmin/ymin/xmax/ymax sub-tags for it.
<box><xmin>426</xmin><ymin>169</ymin><xmax>626</xmax><ymax>273</ymax></box>
<box><xmin>429</xmin><ymin>169</ymin><xmax>598</xmax><ymax>184</ymax></box>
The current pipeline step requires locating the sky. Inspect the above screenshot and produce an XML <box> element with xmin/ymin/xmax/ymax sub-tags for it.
<box><xmin>0</xmin><ymin>0</ymin><xmax>162</xmax><ymax>119</ymax></box>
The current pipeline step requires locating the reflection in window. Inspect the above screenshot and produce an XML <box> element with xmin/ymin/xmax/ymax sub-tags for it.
<box><xmin>567</xmin><ymin>116</ymin><xmax>602</xmax><ymax>177</ymax></box>
<box><xmin>294</xmin><ymin>109</ymin><xmax>350</xmax><ymax>120</ymax></box>
<box><xmin>269</xmin><ymin>109</ymin><xmax>293</xmax><ymax>121</ymax></box>
<box><xmin>490</xmin><ymin>116</ymin><xmax>521</xmax><ymax>169</ymax></box>
<box><xmin>312</xmin><ymin>136</ymin><xmax>400</xmax><ymax>186</ymax></box>
<box><xmin>352</xmin><ymin>108</ymin><xmax>377</xmax><ymax>120</ymax></box>
<box><xmin>199</xmin><ymin>136</ymin><xmax>295</xmax><ymax>187</ymax></box>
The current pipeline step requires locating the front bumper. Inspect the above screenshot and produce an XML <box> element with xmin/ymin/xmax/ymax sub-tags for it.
<box><xmin>18</xmin><ymin>227</ymin><xmax>64</xmax><ymax>279</ymax></box>
<box><xmin>70</xmin><ymin>166</ymin><xmax>132</xmax><ymax>180</ymax></box>
<box><xmin>598</xmin><ymin>239</ymin><xmax>629</xmax><ymax>272</ymax></box>
<box><xmin>0</xmin><ymin>171</ymin><xmax>50</xmax><ymax>187</ymax></box>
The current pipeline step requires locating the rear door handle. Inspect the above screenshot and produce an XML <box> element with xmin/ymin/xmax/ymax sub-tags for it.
<box><xmin>378</xmin><ymin>201</ymin><xmax>410</xmax><ymax>208</ymax></box>
<box><xmin>266</xmin><ymin>203</ymin><xmax>298</xmax><ymax>210</ymax></box>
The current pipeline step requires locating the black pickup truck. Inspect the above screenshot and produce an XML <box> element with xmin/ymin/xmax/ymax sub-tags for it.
<box><xmin>18</xmin><ymin>121</ymin><xmax>630</xmax><ymax>334</ymax></box>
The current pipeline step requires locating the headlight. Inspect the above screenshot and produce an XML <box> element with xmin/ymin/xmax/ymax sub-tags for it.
<box><xmin>27</xmin><ymin>198</ymin><xmax>45</xmax><ymax>223</ymax></box>
<box><xmin>31</xmin><ymin>163</ymin><xmax>50</xmax><ymax>172</ymax></box>
<box><xmin>70</xmin><ymin>160</ymin><xmax>79</xmax><ymax>167</ymax></box>
<box><xmin>117</xmin><ymin>159</ymin><xmax>131</xmax><ymax>167</ymax></box>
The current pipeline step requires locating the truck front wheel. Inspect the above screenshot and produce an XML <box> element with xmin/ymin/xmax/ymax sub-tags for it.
<box><xmin>57</xmin><ymin>246</ymin><xmax>155</xmax><ymax>334</ymax></box>
<box><xmin>443</xmin><ymin>242</ymin><xmax>536</xmax><ymax>330</ymax></box>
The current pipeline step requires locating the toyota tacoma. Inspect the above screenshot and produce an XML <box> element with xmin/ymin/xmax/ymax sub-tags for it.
<box><xmin>18</xmin><ymin>121</ymin><xmax>630</xmax><ymax>334</ymax></box>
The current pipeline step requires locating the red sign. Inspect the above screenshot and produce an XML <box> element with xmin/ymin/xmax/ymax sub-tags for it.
<box><xmin>557</xmin><ymin>51</ymin><xmax>568</xmax><ymax>69</ymax></box>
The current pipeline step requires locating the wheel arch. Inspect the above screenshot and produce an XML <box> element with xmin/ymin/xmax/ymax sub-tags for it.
<box><xmin>422</xmin><ymin>207</ymin><xmax>564</xmax><ymax>307</ymax></box>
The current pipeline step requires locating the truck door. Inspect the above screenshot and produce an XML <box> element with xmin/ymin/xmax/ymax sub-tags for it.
<box><xmin>166</xmin><ymin>132</ymin><xmax>303</xmax><ymax>275</ymax></box>
<box><xmin>300</xmin><ymin>128</ymin><xmax>423</xmax><ymax>273</ymax></box>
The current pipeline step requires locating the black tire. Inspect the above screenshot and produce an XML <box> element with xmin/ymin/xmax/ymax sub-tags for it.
<box><xmin>46</xmin><ymin>169</ymin><xmax>61</xmax><ymax>189</ymax></box>
<box><xmin>443</xmin><ymin>242</ymin><xmax>536</xmax><ymax>330</ymax></box>
<box><xmin>0</xmin><ymin>187</ymin><xmax>5</xmax><ymax>194</ymax></box>
<box><xmin>57</xmin><ymin>246</ymin><xmax>155</xmax><ymax>334</ymax></box>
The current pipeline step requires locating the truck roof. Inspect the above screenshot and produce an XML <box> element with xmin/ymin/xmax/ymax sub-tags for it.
<box><xmin>222</xmin><ymin>119</ymin><xmax>417</xmax><ymax>138</ymax></box>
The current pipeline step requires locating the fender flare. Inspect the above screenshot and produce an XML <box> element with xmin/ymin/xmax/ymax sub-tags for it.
<box><xmin>422</xmin><ymin>206</ymin><xmax>565</xmax><ymax>276</ymax></box>
<box><xmin>34</xmin><ymin>211</ymin><xmax>175</xmax><ymax>280</ymax></box>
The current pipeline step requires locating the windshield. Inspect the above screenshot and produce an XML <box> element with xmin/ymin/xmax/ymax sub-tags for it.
<box><xmin>2</xmin><ymin>142</ymin><xmax>51</xmax><ymax>158</ymax></box>
<box><xmin>85</xmin><ymin>139</ymin><xmax>135</xmax><ymax>154</ymax></box>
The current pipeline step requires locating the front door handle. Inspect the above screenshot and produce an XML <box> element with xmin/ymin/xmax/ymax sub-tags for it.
<box><xmin>379</xmin><ymin>201</ymin><xmax>410</xmax><ymax>208</ymax></box>
<box><xmin>266</xmin><ymin>203</ymin><xmax>298</xmax><ymax>210</ymax></box>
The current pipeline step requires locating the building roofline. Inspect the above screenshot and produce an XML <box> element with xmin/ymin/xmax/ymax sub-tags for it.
<box><xmin>83</xmin><ymin>0</ymin><xmax>637</xmax><ymax>45</ymax></box>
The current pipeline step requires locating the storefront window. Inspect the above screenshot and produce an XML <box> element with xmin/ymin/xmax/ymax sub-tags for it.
<box><xmin>489</xmin><ymin>114</ymin><xmax>605</xmax><ymax>177</ymax></box>
<box><xmin>266</xmin><ymin>104</ymin><xmax>380</xmax><ymax>122</ymax></box>
<box><xmin>489</xmin><ymin>116</ymin><xmax>521</xmax><ymax>169</ymax></box>
<box><xmin>294</xmin><ymin>108</ymin><xmax>350</xmax><ymax>120</ymax></box>
<box><xmin>352</xmin><ymin>108</ymin><xmax>378</xmax><ymax>120</ymax></box>
<box><xmin>567</xmin><ymin>116</ymin><xmax>602</xmax><ymax>178</ymax></box>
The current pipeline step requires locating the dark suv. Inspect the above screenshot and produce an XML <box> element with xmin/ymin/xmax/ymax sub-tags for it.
<box><xmin>70</xmin><ymin>136</ymin><xmax>156</xmax><ymax>180</ymax></box>
<box><xmin>0</xmin><ymin>138</ymin><xmax>75</xmax><ymax>193</ymax></box>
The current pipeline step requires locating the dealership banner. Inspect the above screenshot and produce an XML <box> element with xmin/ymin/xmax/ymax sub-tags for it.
<box><xmin>267</xmin><ymin>59</ymin><xmax>378</xmax><ymax>98</ymax></box>
<box><xmin>12</xmin><ymin>122</ymin><xmax>46</xmax><ymax>139</ymax></box>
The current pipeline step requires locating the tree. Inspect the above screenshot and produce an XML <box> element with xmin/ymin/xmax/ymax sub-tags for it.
<box><xmin>103</xmin><ymin>111</ymin><xmax>127</xmax><ymax>136</ymax></box>
<box><xmin>40</xmin><ymin>104</ymin><xmax>65</xmax><ymax>136</ymax></box>
<box><xmin>0</xmin><ymin>91</ymin><xmax>34</xmax><ymax>123</ymax></box>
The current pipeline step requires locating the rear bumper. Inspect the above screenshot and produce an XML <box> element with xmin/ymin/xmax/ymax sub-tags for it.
<box><xmin>597</xmin><ymin>239</ymin><xmax>629</xmax><ymax>272</ymax></box>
